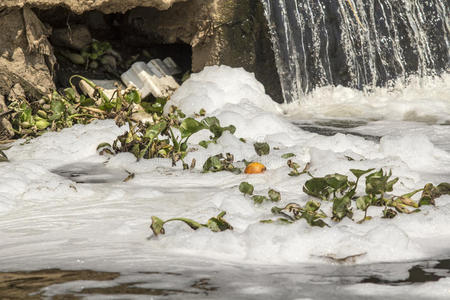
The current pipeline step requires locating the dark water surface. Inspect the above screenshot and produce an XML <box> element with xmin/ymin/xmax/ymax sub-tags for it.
<box><xmin>1</xmin><ymin>259</ymin><xmax>448</xmax><ymax>299</ymax></box>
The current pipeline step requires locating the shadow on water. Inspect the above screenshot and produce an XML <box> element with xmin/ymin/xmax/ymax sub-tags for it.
<box><xmin>52</xmin><ymin>162</ymin><xmax>130</xmax><ymax>184</ymax></box>
<box><xmin>1</xmin><ymin>259</ymin><xmax>448</xmax><ymax>299</ymax></box>
<box><xmin>293</xmin><ymin>119</ymin><xmax>382</xmax><ymax>142</ymax></box>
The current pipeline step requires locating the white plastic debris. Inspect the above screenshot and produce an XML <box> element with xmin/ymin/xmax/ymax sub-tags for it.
<box><xmin>121</xmin><ymin>58</ymin><xmax>181</xmax><ymax>98</ymax></box>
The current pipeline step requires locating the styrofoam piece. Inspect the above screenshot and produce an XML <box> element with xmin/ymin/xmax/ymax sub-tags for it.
<box><xmin>163</xmin><ymin>57</ymin><xmax>182</xmax><ymax>75</ymax></box>
<box><xmin>149</xmin><ymin>58</ymin><xmax>171</xmax><ymax>76</ymax></box>
<box><xmin>121</xmin><ymin>58</ymin><xmax>180</xmax><ymax>98</ymax></box>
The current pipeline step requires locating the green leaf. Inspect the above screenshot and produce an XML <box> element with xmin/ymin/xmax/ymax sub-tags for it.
<box><xmin>199</xmin><ymin>140</ymin><xmax>213</xmax><ymax>148</ymax></box>
<box><xmin>145</xmin><ymin>121</ymin><xmax>167</xmax><ymax>140</ymax></box>
<box><xmin>80</xmin><ymin>97</ymin><xmax>96</xmax><ymax>106</ymax></box>
<box><xmin>350</xmin><ymin>168</ymin><xmax>375</xmax><ymax>179</ymax></box>
<box><xmin>179</xmin><ymin>118</ymin><xmax>205</xmax><ymax>139</ymax></box>
<box><xmin>252</xmin><ymin>195</ymin><xmax>268</xmax><ymax>204</ymax></box>
<box><xmin>281</xmin><ymin>153</ymin><xmax>296</xmax><ymax>159</ymax></box>
<box><xmin>254</xmin><ymin>142</ymin><xmax>270</xmax><ymax>156</ymax></box>
<box><xmin>332</xmin><ymin>196</ymin><xmax>353</xmax><ymax>221</ymax></box>
<box><xmin>437</xmin><ymin>182</ymin><xmax>450</xmax><ymax>195</ymax></box>
<box><xmin>303</xmin><ymin>177</ymin><xmax>330</xmax><ymax>200</ymax></box>
<box><xmin>203</xmin><ymin>155</ymin><xmax>224</xmax><ymax>172</ymax></box>
<box><xmin>206</xmin><ymin>211</ymin><xmax>233</xmax><ymax>232</ymax></box>
<box><xmin>419</xmin><ymin>183</ymin><xmax>440</xmax><ymax>206</ymax></box>
<box><xmin>305</xmin><ymin>200</ymin><xmax>321</xmax><ymax>212</ymax></box>
<box><xmin>356</xmin><ymin>195</ymin><xmax>372</xmax><ymax>211</ymax></box>
<box><xmin>239</xmin><ymin>182</ymin><xmax>254</xmax><ymax>196</ymax></box>
<box><xmin>64</xmin><ymin>88</ymin><xmax>77</xmax><ymax>102</ymax></box>
<box><xmin>51</xmin><ymin>100</ymin><xmax>65</xmax><ymax>114</ymax></box>
<box><xmin>150</xmin><ymin>216</ymin><xmax>165</xmax><ymax>236</ymax></box>
<box><xmin>124</xmin><ymin>89</ymin><xmax>141</xmax><ymax>104</ymax></box>
<box><xmin>325</xmin><ymin>173</ymin><xmax>348</xmax><ymax>190</ymax></box>
<box><xmin>268</xmin><ymin>189</ymin><xmax>281</xmax><ymax>202</ymax></box>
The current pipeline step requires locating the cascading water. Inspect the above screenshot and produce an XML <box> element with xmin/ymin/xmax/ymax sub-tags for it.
<box><xmin>261</xmin><ymin>0</ymin><xmax>450</xmax><ymax>103</ymax></box>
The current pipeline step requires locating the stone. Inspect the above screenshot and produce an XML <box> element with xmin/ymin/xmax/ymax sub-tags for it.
<box><xmin>123</xmin><ymin>0</ymin><xmax>283</xmax><ymax>102</ymax></box>
<box><xmin>0</xmin><ymin>7</ymin><xmax>56</xmax><ymax>99</ymax></box>
<box><xmin>0</xmin><ymin>0</ymin><xmax>188</xmax><ymax>14</ymax></box>
<box><xmin>0</xmin><ymin>94</ymin><xmax>14</xmax><ymax>140</ymax></box>
<box><xmin>50</xmin><ymin>24</ymin><xmax>92</xmax><ymax>51</ymax></box>
<box><xmin>7</xmin><ymin>83</ymin><xmax>26</xmax><ymax>103</ymax></box>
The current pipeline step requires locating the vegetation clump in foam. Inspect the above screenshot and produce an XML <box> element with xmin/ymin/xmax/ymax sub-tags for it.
<box><xmin>239</xmin><ymin>169</ymin><xmax>450</xmax><ymax>227</ymax></box>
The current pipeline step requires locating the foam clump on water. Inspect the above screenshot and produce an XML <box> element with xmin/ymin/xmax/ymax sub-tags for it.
<box><xmin>0</xmin><ymin>66</ymin><xmax>450</xmax><ymax>273</ymax></box>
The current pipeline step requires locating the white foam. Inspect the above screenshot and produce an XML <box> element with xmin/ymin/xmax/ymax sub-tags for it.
<box><xmin>0</xmin><ymin>67</ymin><xmax>449</xmax><ymax>278</ymax></box>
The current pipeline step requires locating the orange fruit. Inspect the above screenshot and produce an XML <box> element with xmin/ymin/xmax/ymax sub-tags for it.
<box><xmin>244</xmin><ymin>162</ymin><xmax>266</xmax><ymax>174</ymax></box>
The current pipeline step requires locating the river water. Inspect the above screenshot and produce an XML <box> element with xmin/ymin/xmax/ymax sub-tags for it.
<box><xmin>1</xmin><ymin>66</ymin><xmax>449</xmax><ymax>299</ymax></box>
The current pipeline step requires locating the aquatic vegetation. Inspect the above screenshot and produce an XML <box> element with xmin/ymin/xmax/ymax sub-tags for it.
<box><xmin>6</xmin><ymin>76</ymin><xmax>140</xmax><ymax>139</ymax></box>
<box><xmin>238</xmin><ymin>169</ymin><xmax>449</xmax><ymax>227</ymax></box>
<box><xmin>253</xmin><ymin>142</ymin><xmax>270</xmax><ymax>156</ymax></box>
<box><xmin>102</xmin><ymin>112</ymin><xmax>238</xmax><ymax>166</ymax></box>
<box><xmin>202</xmin><ymin>153</ymin><xmax>241</xmax><ymax>174</ymax></box>
<box><xmin>150</xmin><ymin>211</ymin><xmax>233</xmax><ymax>236</ymax></box>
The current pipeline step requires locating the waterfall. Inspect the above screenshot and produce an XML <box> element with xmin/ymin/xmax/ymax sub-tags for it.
<box><xmin>261</xmin><ymin>0</ymin><xmax>450</xmax><ymax>103</ymax></box>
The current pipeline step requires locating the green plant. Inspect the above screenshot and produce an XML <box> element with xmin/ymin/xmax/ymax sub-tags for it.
<box><xmin>203</xmin><ymin>153</ymin><xmax>241</xmax><ymax>174</ymax></box>
<box><xmin>150</xmin><ymin>211</ymin><xmax>233</xmax><ymax>236</ymax></box>
<box><xmin>267</xmin><ymin>201</ymin><xmax>328</xmax><ymax>227</ymax></box>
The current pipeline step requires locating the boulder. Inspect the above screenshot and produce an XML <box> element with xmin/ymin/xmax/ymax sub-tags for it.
<box><xmin>0</xmin><ymin>0</ymin><xmax>188</xmax><ymax>14</ymax></box>
<box><xmin>123</xmin><ymin>0</ymin><xmax>283</xmax><ymax>102</ymax></box>
<box><xmin>50</xmin><ymin>24</ymin><xmax>92</xmax><ymax>51</ymax></box>
<box><xmin>0</xmin><ymin>7</ymin><xmax>56</xmax><ymax>99</ymax></box>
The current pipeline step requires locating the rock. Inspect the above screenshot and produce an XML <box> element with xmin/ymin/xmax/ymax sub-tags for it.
<box><xmin>7</xmin><ymin>83</ymin><xmax>26</xmax><ymax>103</ymax></box>
<box><xmin>0</xmin><ymin>94</ymin><xmax>14</xmax><ymax>140</ymax></box>
<box><xmin>0</xmin><ymin>0</ymin><xmax>188</xmax><ymax>14</ymax></box>
<box><xmin>51</xmin><ymin>24</ymin><xmax>92</xmax><ymax>51</ymax></box>
<box><xmin>0</xmin><ymin>94</ymin><xmax>7</xmax><ymax>112</ymax></box>
<box><xmin>123</xmin><ymin>0</ymin><xmax>283</xmax><ymax>102</ymax></box>
<box><xmin>0</xmin><ymin>8</ymin><xmax>56</xmax><ymax>99</ymax></box>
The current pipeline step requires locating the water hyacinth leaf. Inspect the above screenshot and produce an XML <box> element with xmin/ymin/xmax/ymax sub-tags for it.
<box><xmin>179</xmin><ymin>118</ymin><xmax>205</xmax><ymax>139</ymax></box>
<box><xmin>419</xmin><ymin>183</ymin><xmax>440</xmax><ymax>206</ymax></box>
<box><xmin>303</xmin><ymin>177</ymin><xmax>329</xmax><ymax>199</ymax></box>
<box><xmin>203</xmin><ymin>155</ymin><xmax>223</xmax><ymax>172</ymax></box>
<box><xmin>124</xmin><ymin>89</ymin><xmax>141</xmax><ymax>104</ymax></box>
<box><xmin>254</xmin><ymin>142</ymin><xmax>270</xmax><ymax>156</ymax></box>
<box><xmin>252</xmin><ymin>195</ymin><xmax>268</xmax><ymax>204</ymax></box>
<box><xmin>64</xmin><ymin>87</ymin><xmax>77</xmax><ymax>102</ymax></box>
<box><xmin>305</xmin><ymin>200</ymin><xmax>321</xmax><ymax>212</ymax></box>
<box><xmin>268</xmin><ymin>189</ymin><xmax>281</xmax><ymax>202</ymax></box>
<box><xmin>51</xmin><ymin>100</ymin><xmax>65</xmax><ymax>115</ymax></box>
<box><xmin>239</xmin><ymin>182</ymin><xmax>254</xmax><ymax>196</ymax></box>
<box><xmin>332</xmin><ymin>196</ymin><xmax>353</xmax><ymax>221</ymax></box>
<box><xmin>356</xmin><ymin>195</ymin><xmax>372</xmax><ymax>211</ymax></box>
<box><xmin>145</xmin><ymin>121</ymin><xmax>167</xmax><ymax>140</ymax></box>
<box><xmin>350</xmin><ymin>168</ymin><xmax>375</xmax><ymax>179</ymax></box>
<box><xmin>386</xmin><ymin>177</ymin><xmax>399</xmax><ymax>192</ymax></box>
<box><xmin>324</xmin><ymin>173</ymin><xmax>348</xmax><ymax>190</ymax></box>
<box><xmin>437</xmin><ymin>182</ymin><xmax>450</xmax><ymax>195</ymax></box>
<box><xmin>35</xmin><ymin>118</ymin><xmax>50</xmax><ymax>130</ymax></box>
<box><xmin>201</xmin><ymin>116</ymin><xmax>220</xmax><ymax>128</ymax></box>
<box><xmin>281</xmin><ymin>153</ymin><xmax>296</xmax><ymax>159</ymax></box>
<box><xmin>150</xmin><ymin>216</ymin><xmax>165</xmax><ymax>236</ymax></box>
<box><xmin>207</xmin><ymin>212</ymin><xmax>233</xmax><ymax>232</ymax></box>
<box><xmin>199</xmin><ymin>140</ymin><xmax>213</xmax><ymax>148</ymax></box>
